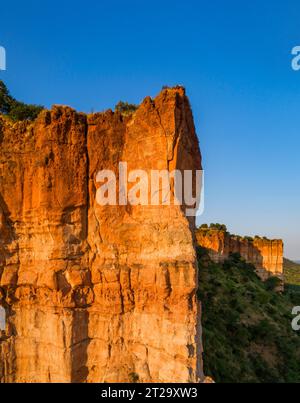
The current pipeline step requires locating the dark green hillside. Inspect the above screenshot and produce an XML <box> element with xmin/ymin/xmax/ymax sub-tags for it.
<box><xmin>198</xmin><ymin>249</ymin><xmax>300</xmax><ymax>383</ymax></box>
<box><xmin>284</xmin><ymin>258</ymin><xmax>300</xmax><ymax>291</ymax></box>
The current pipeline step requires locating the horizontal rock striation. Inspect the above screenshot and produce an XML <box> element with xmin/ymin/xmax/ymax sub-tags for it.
<box><xmin>196</xmin><ymin>228</ymin><xmax>283</xmax><ymax>281</ymax></box>
<box><xmin>0</xmin><ymin>87</ymin><xmax>203</xmax><ymax>383</ymax></box>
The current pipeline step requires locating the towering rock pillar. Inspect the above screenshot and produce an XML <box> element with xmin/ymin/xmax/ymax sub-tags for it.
<box><xmin>0</xmin><ymin>87</ymin><xmax>203</xmax><ymax>383</ymax></box>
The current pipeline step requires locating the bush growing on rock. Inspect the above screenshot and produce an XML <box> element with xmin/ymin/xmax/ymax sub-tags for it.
<box><xmin>0</xmin><ymin>80</ymin><xmax>44</xmax><ymax>121</ymax></box>
<box><xmin>115</xmin><ymin>101</ymin><xmax>138</xmax><ymax>115</ymax></box>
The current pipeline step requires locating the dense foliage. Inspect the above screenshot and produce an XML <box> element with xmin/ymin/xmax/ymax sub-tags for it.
<box><xmin>0</xmin><ymin>80</ymin><xmax>43</xmax><ymax>121</ymax></box>
<box><xmin>197</xmin><ymin>249</ymin><xmax>300</xmax><ymax>383</ymax></box>
<box><xmin>199</xmin><ymin>223</ymin><xmax>227</xmax><ymax>232</ymax></box>
<box><xmin>284</xmin><ymin>258</ymin><xmax>300</xmax><ymax>291</ymax></box>
<box><xmin>115</xmin><ymin>101</ymin><xmax>138</xmax><ymax>115</ymax></box>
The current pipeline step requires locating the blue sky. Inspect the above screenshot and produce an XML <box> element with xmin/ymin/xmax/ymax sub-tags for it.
<box><xmin>1</xmin><ymin>0</ymin><xmax>299</xmax><ymax>259</ymax></box>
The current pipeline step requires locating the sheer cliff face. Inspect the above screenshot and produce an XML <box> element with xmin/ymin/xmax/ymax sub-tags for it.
<box><xmin>0</xmin><ymin>88</ymin><xmax>203</xmax><ymax>383</ymax></box>
<box><xmin>196</xmin><ymin>229</ymin><xmax>283</xmax><ymax>280</ymax></box>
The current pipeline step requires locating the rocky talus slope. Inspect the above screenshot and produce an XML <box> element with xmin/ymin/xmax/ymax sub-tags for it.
<box><xmin>0</xmin><ymin>88</ymin><xmax>203</xmax><ymax>383</ymax></box>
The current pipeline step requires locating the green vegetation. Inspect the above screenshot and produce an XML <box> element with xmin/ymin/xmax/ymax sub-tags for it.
<box><xmin>243</xmin><ymin>236</ymin><xmax>254</xmax><ymax>242</ymax></box>
<box><xmin>197</xmin><ymin>249</ymin><xmax>300</xmax><ymax>383</ymax></box>
<box><xmin>115</xmin><ymin>101</ymin><xmax>138</xmax><ymax>115</ymax></box>
<box><xmin>198</xmin><ymin>224</ymin><xmax>274</xmax><ymax>243</ymax></box>
<box><xmin>199</xmin><ymin>223</ymin><xmax>228</xmax><ymax>232</ymax></box>
<box><xmin>284</xmin><ymin>258</ymin><xmax>300</xmax><ymax>302</ymax></box>
<box><xmin>284</xmin><ymin>258</ymin><xmax>300</xmax><ymax>288</ymax></box>
<box><xmin>0</xmin><ymin>80</ymin><xmax>43</xmax><ymax>122</ymax></box>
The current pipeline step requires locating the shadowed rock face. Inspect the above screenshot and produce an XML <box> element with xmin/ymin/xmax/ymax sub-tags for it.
<box><xmin>0</xmin><ymin>88</ymin><xmax>203</xmax><ymax>383</ymax></box>
<box><xmin>196</xmin><ymin>228</ymin><xmax>283</xmax><ymax>281</ymax></box>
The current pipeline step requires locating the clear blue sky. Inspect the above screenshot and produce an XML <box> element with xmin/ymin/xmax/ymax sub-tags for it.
<box><xmin>1</xmin><ymin>0</ymin><xmax>299</xmax><ymax>259</ymax></box>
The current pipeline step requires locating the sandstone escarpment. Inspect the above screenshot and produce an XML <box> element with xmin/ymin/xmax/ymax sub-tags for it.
<box><xmin>196</xmin><ymin>227</ymin><xmax>283</xmax><ymax>281</ymax></box>
<box><xmin>0</xmin><ymin>87</ymin><xmax>203</xmax><ymax>383</ymax></box>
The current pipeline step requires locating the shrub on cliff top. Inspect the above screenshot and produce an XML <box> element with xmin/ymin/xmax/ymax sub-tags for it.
<box><xmin>209</xmin><ymin>223</ymin><xmax>227</xmax><ymax>232</ymax></box>
<box><xmin>0</xmin><ymin>80</ymin><xmax>12</xmax><ymax>114</ymax></box>
<box><xmin>0</xmin><ymin>80</ymin><xmax>44</xmax><ymax>121</ymax></box>
<box><xmin>198</xmin><ymin>223</ymin><xmax>228</xmax><ymax>232</ymax></box>
<box><xmin>115</xmin><ymin>101</ymin><xmax>138</xmax><ymax>115</ymax></box>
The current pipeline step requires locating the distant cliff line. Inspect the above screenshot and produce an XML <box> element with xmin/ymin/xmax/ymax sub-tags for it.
<box><xmin>196</xmin><ymin>224</ymin><xmax>284</xmax><ymax>284</ymax></box>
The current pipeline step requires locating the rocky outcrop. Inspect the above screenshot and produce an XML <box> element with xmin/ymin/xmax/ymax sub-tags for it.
<box><xmin>0</xmin><ymin>87</ymin><xmax>203</xmax><ymax>383</ymax></box>
<box><xmin>196</xmin><ymin>227</ymin><xmax>283</xmax><ymax>281</ymax></box>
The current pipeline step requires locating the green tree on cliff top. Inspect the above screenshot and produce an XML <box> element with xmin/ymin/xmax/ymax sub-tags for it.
<box><xmin>0</xmin><ymin>80</ymin><xmax>44</xmax><ymax>121</ymax></box>
<box><xmin>115</xmin><ymin>101</ymin><xmax>138</xmax><ymax>115</ymax></box>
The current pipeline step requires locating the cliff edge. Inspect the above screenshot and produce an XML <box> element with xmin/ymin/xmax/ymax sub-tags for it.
<box><xmin>0</xmin><ymin>87</ymin><xmax>203</xmax><ymax>383</ymax></box>
<box><xmin>196</xmin><ymin>226</ymin><xmax>283</xmax><ymax>282</ymax></box>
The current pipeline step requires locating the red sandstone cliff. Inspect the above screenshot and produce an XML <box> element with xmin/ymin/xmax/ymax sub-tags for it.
<box><xmin>196</xmin><ymin>227</ymin><xmax>283</xmax><ymax>281</ymax></box>
<box><xmin>0</xmin><ymin>88</ymin><xmax>203</xmax><ymax>383</ymax></box>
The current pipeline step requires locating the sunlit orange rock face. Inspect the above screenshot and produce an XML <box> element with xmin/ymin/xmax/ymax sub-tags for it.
<box><xmin>0</xmin><ymin>88</ymin><xmax>203</xmax><ymax>383</ymax></box>
<box><xmin>196</xmin><ymin>228</ymin><xmax>283</xmax><ymax>281</ymax></box>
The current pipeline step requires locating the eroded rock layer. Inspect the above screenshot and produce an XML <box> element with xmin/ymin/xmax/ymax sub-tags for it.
<box><xmin>196</xmin><ymin>228</ymin><xmax>283</xmax><ymax>281</ymax></box>
<box><xmin>0</xmin><ymin>88</ymin><xmax>203</xmax><ymax>383</ymax></box>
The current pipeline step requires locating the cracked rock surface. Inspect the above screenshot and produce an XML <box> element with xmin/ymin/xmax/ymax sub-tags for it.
<box><xmin>0</xmin><ymin>87</ymin><xmax>203</xmax><ymax>383</ymax></box>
